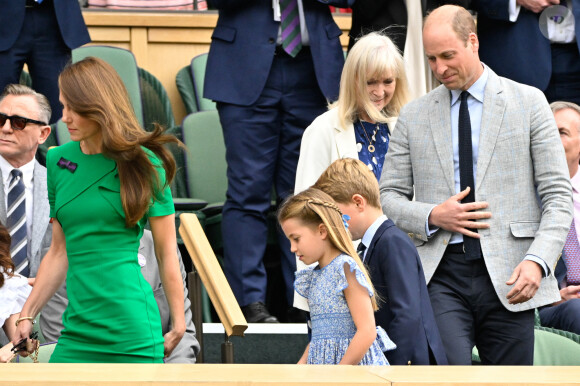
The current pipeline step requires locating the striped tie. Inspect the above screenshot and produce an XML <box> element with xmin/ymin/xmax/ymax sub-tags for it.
<box><xmin>280</xmin><ymin>0</ymin><xmax>302</xmax><ymax>57</ymax></box>
<box><xmin>7</xmin><ymin>169</ymin><xmax>28</xmax><ymax>277</ymax></box>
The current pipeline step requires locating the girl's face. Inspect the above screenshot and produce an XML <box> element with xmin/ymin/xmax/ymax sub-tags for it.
<box><xmin>59</xmin><ymin>92</ymin><xmax>102</xmax><ymax>148</ymax></box>
<box><xmin>281</xmin><ymin>218</ymin><xmax>332</xmax><ymax>267</ymax></box>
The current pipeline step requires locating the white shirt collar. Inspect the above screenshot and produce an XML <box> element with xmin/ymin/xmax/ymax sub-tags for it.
<box><xmin>0</xmin><ymin>155</ymin><xmax>35</xmax><ymax>187</ymax></box>
<box><xmin>360</xmin><ymin>215</ymin><xmax>388</xmax><ymax>252</ymax></box>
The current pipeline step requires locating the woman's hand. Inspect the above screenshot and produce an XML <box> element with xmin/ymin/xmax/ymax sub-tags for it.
<box><xmin>11</xmin><ymin>319</ymin><xmax>36</xmax><ymax>356</ymax></box>
<box><xmin>162</xmin><ymin>327</ymin><xmax>185</xmax><ymax>359</ymax></box>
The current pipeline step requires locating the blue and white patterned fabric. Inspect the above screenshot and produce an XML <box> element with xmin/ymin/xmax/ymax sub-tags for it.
<box><xmin>295</xmin><ymin>253</ymin><xmax>395</xmax><ymax>365</ymax></box>
<box><xmin>354</xmin><ymin>120</ymin><xmax>390</xmax><ymax>180</ymax></box>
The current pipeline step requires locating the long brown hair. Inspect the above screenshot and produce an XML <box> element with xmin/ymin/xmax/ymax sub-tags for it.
<box><xmin>0</xmin><ymin>223</ymin><xmax>14</xmax><ymax>288</ymax></box>
<box><xmin>59</xmin><ymin>57</ymin><xmax>179</xmax><ymax>227</ymax></box>
<box><xmin>278</xmin><ymin>188</ymin><xmax>379</xmax><ymax>311</ymax></box>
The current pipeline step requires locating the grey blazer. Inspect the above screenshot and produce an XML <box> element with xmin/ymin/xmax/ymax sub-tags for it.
<box><xmin>379</xmin><ymin>68</ymin><xmax>573</xmax><ymax>312</ymax></box>
<box><xmin>0</xmin><ymin>160</ymin><xmax>52</xmax><ymax>276</ymax></box>
<box><xmin>39</xmin><ymin>230</ymin><xmax>200</xmax><ymax>363</ymax></box>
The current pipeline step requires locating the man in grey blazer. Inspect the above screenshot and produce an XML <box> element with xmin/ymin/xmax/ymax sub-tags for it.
<box><xmin>0</xmin><ymin>84</ymin><xmax>52</xmax><ymax>346</ymax></box>
<box><xmin>380</xmin><ymin>5</ymin><xmax>573</xmax><ymax>365</ymax></box>
<box><xmin>40</xmin><ymin>230</ymin><xmax>201</xmax><ymax>363</ymax></box>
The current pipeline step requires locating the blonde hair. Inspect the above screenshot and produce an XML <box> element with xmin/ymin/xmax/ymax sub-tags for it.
<box><xmin>278</xmin><ymin>188</ymin><xmax>379</xmax><ymax>311</ymax></box>
<box><xmin>314</xmin><ymin>158</ymin><xmax>381</xmax><ymax>209</ymax></box>
<box><xmin>59</xmin><ymin>57</ymin><xmax>179</xmax><ymax>227</ymax></box>
<box><xmin>334</xmin><ymin>31</ymin><xmax>410</xmax><ymax>130</ymax></box>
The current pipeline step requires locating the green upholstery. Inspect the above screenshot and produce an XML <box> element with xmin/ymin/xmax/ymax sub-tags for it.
<box><xmin>472</xmin><ymin>326</ymin><xmax>580</xmax><ymax>365</ymax></box>
<box><xmin>181</xmin><ymin>110</ymin><xmax>227</xmax><ymax>208</ymax></box>
<box><xmin>176</xmin><ymin>65</ymin><xmax>198</xmax><ymax>114</ymax></box>
<box><xmin>190</xmin><ymin>53</ymin><xmax>216</xmax><ymax>111</ymax></box>
<box><xmin>533</xmin><ymin>328</ymin><xmax>580</xmax><ymax>365</ymax></box>
<box><xmin>72</xmin><ymin>45</ymin><xmax>144</xmax><ymax>128</ymax></box>
<box><xmin>15</xmin><ymin>342</ymin><xmax>57</xmax><ymax>363</ymax></box>
<box><xmin>55</xmin><ymin>119</ymin><xmax>71</xmax><ymax>145</ymax></box>
<box><xmin>138</xmin><ymin>67</ymin><xmax>175</xmax><ymax>132</ymax></box>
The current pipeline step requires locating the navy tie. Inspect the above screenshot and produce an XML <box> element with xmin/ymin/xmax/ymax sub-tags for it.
<box><xmin>458</xmin><ymin>91</ymin><xmax>481</xmax><ymax>260</ymax></box>
<box><xmin>7</xmin><ymin>169</ymin><xmax>29</xmax><ymax>276</ymax></box>
<box><xmin>357</xmin><ymin>242</ymin><xmax>367</xmax><ymax>262</ymax></box>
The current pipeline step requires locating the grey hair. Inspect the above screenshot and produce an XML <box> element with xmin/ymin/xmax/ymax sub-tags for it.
<box><xmin>550</xmin><ymin>101</ymin><xmax>580</xmax><ymax>119</ymax></box>
<box><xmin>0</xmin><ymin>84</ymin><xmax>51</xmax><ymax>124</ymax></box>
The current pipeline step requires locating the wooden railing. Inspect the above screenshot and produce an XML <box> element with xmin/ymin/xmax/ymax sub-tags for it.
<box><xmin>2</xmin><ymin>364</ymin><xmax>579</xmax><ymax>385</ymax></box>
<box><xmin>178</xmin><ymin>213</ymin><xmax>247</xmax><ymax>362</ymax></box>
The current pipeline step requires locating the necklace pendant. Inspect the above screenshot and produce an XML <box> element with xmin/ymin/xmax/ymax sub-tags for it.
<box><xmin>368</xmin><ymin>144</ymin><xmax>375</xmax><ymax>153</ymax></box>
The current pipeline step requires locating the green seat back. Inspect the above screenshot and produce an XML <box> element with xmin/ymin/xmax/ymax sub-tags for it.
<box><xmin>72</xmin><ymin>45</ymin><xmax>144</xmax><ymax>128</ymax></box>
<box><xmin>138</xmin><ymin>67</ymin><xmax>175</xmax><ymax>132</ymax></box>
<box><xmin>190</xmin><ymin>53</ymin><xmax>216</xmax><ymax>111</ymax></box>
<box><xmin>176</xmin><ymin>65</ymin><xmax>198</xmax><ymax>114</ymax></box>
<box><xmin>533</xmin><ymin>328</ymin><xmax>580</xmax><ymax>365</ymax></box>
<box><xmin>181</xmin><ymin>111</ymin><xmax>226</xmax><ymax>204</ymax></box>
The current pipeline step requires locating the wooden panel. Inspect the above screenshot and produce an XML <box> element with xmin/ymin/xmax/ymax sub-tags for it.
<box><xmin>88</xmin><ymin>27</ymin><xmax>131</xmax><ymax>42</ymax></box>
<box><xmin>148</xmin><ymin>28</ymin><xmax>214</xmax><ymax>44</ymax></box>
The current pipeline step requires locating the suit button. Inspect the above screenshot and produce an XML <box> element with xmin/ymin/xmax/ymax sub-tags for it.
<box><xmin>408</xmin><ymin>233</ymin><xmax>414</xmax><ymax>239</ymax></box>
<box><xmin>443</xmin><ymin>239</ymin><xmax>448</xmax><ymax>245</ymax></box>
<box><xmin>407</xmin><ymin>360</ymin><xmax>411</xmax><ymax>365</ymax></box>
<box><xmin>268</xmin><ymin>38</ymin><xmax>275</xmax><ymax>44</ymax></box>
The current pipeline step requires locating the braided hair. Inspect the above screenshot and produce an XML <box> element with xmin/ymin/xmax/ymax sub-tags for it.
<box><xmin>0</xmin><ymin>223</ymin><xmax>14</xmax><ymax>288</ymax></box>
<box><xmin>278</xmin><ymin>187</ymin><xmax>379</xmax><ymax>310</ymax></box>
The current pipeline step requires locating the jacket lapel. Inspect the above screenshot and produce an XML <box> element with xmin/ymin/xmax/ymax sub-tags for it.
<box><xmin>0</xmin><ymin>170</ymin><xmax>6</xmax><ymax>225</ymax></box>
<box><xmin>335</xmin><ymin>121</ymin><xmax>357</xmax><ymax>159</ymax></box>
<box><xmin>29</xmin><ymin>161</ymin><xmax>49</xmax><ymax>259</ymax></box>
<box><xmin>429</xmin><ymin>86</ymin><xmax>455</xmax><ymax>193</ymax></box>
<box><xmin>364</xmin><ymin>220</ymin><xmax>391</xmax><ymax>267</ymax></box>
<box><xmin>476</xmin><ymin>69</ymin><xmax>505</xmax><ymax>191</ymax></box>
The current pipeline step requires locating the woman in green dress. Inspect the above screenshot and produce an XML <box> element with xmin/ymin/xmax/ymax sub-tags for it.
<box><xmin>14</xmin><ymin>57</ymin><xmax>186</xmax><ymax>362</ymax></box>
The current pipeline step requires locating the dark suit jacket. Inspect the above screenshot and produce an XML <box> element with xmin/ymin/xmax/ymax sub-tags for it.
<box><xmin>0</xmin><ymin>0</ymin><xmax>90</xmax><ymax>52</ymax></box>
<box><xmin>348</xmin><ymin>0</ymin><xmax>470</xmax><ymax>52</ymax></box>
<box><xmin>204</xmin><ymin>0</ymin><xmax>353</xmax><ymax>106</ymax></box>
<box><xmin>365</xmin><ymin>219</ymin><xmax>447</xmax><ymax>365</ymax></box>
<box><xmin>471</xmin><ymin>0</ymin><xmax>580</xmax><ymax>91</ymax></box>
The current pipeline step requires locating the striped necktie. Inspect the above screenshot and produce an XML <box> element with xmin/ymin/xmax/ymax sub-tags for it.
<box><xmin>7</xmin><ymin>169</ymin><xmax>29</xmax><ymax>277</ymax></box>
<box><xmin>563</xmin><ymin>219</ymin><xmax>580</xmax><ymax>285</ymax></box>
<box><xmin>280</xmin><ymin>0</ymin><xmax>302</xmax><ymax>57</ymax></box>
<box><xmin>356</xmin><ymin>242</ymin><xmax>367</xmax><ymax>262</ymax></box>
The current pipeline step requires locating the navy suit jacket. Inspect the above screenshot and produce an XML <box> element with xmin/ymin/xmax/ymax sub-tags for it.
<box><xmin>472</xmin><ymin>0</ymin><xmax>580</xmax><ymax>91</ymax></box>
<box><xmin>365</xmin><ymin>219</ymin><xmax>448</xmax><ymax>365</ymax></box>
<box><xmin>204</xmin><ymin>0</ymin><xmax>353</xmax><ymax>106</ymax></box>
<box><xmin>0</xmin><ymin>0</ymin><xmax>90</xmax><ymax>52</ymax></box>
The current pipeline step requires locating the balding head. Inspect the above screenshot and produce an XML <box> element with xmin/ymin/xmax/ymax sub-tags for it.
<box><xmin>423</xmin><ymin>5</ymin><xmax>482</xmax><ymax>91</ymax></box>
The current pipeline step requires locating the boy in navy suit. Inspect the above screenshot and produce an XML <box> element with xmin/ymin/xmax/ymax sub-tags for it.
<box><xmin>314</xmin><ymin>158</ymin><xmax>447</xmax><ymax>365</ymax></box>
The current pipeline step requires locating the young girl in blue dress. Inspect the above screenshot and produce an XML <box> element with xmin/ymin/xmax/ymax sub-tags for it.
<box><xmin>279</xmin><ymin>187</ymin><xmax>395</xmax><ymax>365</ymax></box>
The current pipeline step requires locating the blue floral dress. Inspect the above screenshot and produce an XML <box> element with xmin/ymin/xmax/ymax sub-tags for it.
<box><xmin>295</xmin><ymin>254</ymin><xmax>395</xmax><ymax>365</ymax></box>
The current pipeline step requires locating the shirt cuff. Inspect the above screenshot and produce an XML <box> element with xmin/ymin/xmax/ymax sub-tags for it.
<box><xmin>525</xmin><ymin>254</ymin><xmax>549</xmax><ymax>277</ymax></box>
<box><xmin>509</xmin><ymin>0</ymin><xmax>521</xmax><ymax>22</ymax></box>
<box><xmin>425</xmin><ymin>207</ymin><xmax>439</xmax><ymax>238</ymax></box>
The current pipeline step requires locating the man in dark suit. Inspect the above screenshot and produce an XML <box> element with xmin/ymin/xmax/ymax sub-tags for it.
<box><xmin>0</xmin><ymin>0</ymin><xmax>90</xmax><ymax>124</ymax></box>
<box><xmin>314</xmin><ymin>158</ymin><xmax>448</xmax><ymax>365</ymax></box>
<box><xmin>471</xmin><ymin>0</ymin><xmax>580</xmax><ymax>104</ymax></box>
<box><xmin>204</xmin><ymin>0</ymin><xmax>353</xmax><ymax>322</ymax></box>
<box><xmin>538</xmin><ymin>101</ymin><xmax>580</xmax><ymax>335</ymax></box>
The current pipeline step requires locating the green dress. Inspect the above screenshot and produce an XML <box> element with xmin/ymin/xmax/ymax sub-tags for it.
<box><xmin>46</xmin><ymin>142</ymin><xmax>173</xmax><ymax>363</ymax></box>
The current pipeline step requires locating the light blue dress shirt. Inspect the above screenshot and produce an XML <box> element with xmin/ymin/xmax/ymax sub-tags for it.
<box><xmin>359</xmin><ymin>215</ymin><xmax>387</xmax><ymax>262</ymax></box>
<box><xmin>426</xmin><ymin>65</ymin><xmax>548</xmax><ymax>274</ymax></box>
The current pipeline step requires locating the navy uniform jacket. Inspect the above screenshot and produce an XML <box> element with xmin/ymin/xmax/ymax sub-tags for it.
<box><xmin>0</xmin><ymin>0</ymin><xmax>90</xmax><ymax>52</ymax></box>
<box><xmin>204</xmin><ymin>0</ymin><xmax>354</xmax><ymax>106</ymax></box>
<box><xmin>365</xmin><ymin>219</ymin><xmax>448</xmax><ymax>365</ymax></box>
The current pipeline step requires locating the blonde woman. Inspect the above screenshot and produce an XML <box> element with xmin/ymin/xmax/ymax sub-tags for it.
<box><xmin>294</xmin><ymin>32</ymin><xmax>410</xmax><ymax>193</ymax></box>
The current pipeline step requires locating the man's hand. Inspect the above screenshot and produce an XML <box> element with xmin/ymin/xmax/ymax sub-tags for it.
<box><xmin>428</xmin><ymin>187</ymin><xmax>491</xmax><ymax>238</ymax></box>
<box><xmin>506</xmin><ymin>260</ymin><xmax>543</xmax><ymax>304</ymax></box>
<box><xmin>516</xmin><ymin>0</ymin><xmax>560</xmax><ymax>13</ymax></box>
<box><xmin>552</xmin><ymin>285</ymin><xmax>580</xmax><ymax>306</ymax></box>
